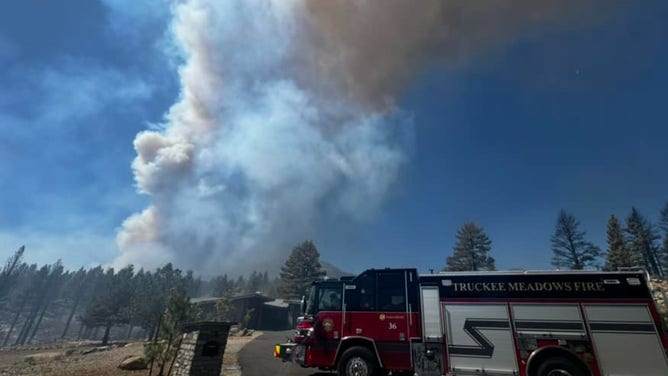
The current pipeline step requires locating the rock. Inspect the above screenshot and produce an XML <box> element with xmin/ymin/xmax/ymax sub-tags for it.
<box><xmin>81</xmin><ymin>345</ymin><xmax>111</xmax><ymax>355</ymax></box>
<box><xmin>118</xmin><ymin>355</ymin><xmax>147</xmax><ymax>370</ymax></box>
<box><xmin>24</xmin><ymin>352</ymin><xmax>65</xmax><ymax>363</ymax></box>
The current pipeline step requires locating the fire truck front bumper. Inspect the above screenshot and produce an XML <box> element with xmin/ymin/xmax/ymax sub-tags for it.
<box><xmin>274</xmin><ymin>343</ymin><xmax>307</xmax><ymax>365</ymax></box>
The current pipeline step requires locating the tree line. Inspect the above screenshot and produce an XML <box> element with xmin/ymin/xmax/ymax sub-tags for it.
<box><xmin>443</xmin><ymin>202</ymin><xmax>668</xmax><ymax>277</ymax></box>
<box><xmin>2</xmin><ymin>200</ymin><xmax>666</xmax><ymax>347</ymax></box>
<box><xmin>0</xmin><ymin>249</ymin><xmax>277</xmax><ymax>347</ymax></box>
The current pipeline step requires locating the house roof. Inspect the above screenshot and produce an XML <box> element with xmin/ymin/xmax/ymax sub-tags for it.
<box><xmin>229</xmin><ymin>292</ymin><xmax>273</xmax><ymax>302</ymax></box>
<box><xmin>191</xmin><ymin>297</ymin><xmax>223</xmax><ymax>304</ymax></box>
<box><xmin>264</xmin><ymin>299</ymin><xmax>289</xmax><ymax>308</ymax></box>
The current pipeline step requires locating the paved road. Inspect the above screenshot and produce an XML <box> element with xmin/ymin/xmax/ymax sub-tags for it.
<box><xmin>238</xmin><ymin>330</ymin><xmax>334</xmax><ymax>376</ymax></box>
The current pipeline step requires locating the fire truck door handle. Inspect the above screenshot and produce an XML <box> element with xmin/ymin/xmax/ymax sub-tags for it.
<box><xmin>342</xmin><ymin>304</ymin><xmax>346</xmax><ymax>328</ymax></box>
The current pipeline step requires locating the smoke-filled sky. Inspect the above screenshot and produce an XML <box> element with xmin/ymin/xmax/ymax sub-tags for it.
<box><xmin>1</xmin><ymin>0</ymin><xmax>667</xmax><ymax>276</ymax></box>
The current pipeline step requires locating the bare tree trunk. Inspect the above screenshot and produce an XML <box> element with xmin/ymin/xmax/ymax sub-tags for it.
<box><xmin>28</xmin><ymin>299</ymin><xmax>51</xmax><ymax>343</ymax></box>
<box><xmin>150</xmin><ymin>320</ymin><xmax>160</xmax><ymax>341</ymax></box>
<box><xmin>148</xmin><ymin>314</ymin><xmax>162</xmax><ymax>376</ymax></box>
<box><xmin>2</xmin><ymin>297</ymin><xmax>27</xmax><ymax>347</ymax></box>
<box><xmin>15</xmin><ymin>305</ymin><xmax>38</xmax><ymax>345</ymax></box>
<box><xmin>2</xmin><ymin>310</ymin><xmax>20</xmax><ymax>347</ymax></box>
<box><xmin>62</xmin><ymin>293</ymin><xmax>83</xmax><ymax>339</ymax></box>
<box><xmin>158</xmin><ymin>329</ymin><xmax>175</xmax><ymax>376</ymax></box>
<box><xmin>126</xmin><ymin>325</ymin><xmax>134</xmax><ymax>340</ymax></box>
<box><xmin>165</xmin><ymin>336</ymin><xmax>184</xmax><ymax>376</ymax></box>
<box><xmin>101</xmin><ymin>323</ymin><xmax>112</xmax><ymax>346</ymax></box>
<box><xmin>77</xmin><ymin>323</ymin><xmax>86</xmax><ymax>341</ymax></box>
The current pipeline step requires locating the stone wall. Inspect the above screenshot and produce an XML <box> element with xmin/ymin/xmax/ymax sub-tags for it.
<box><xmin>172</xmin><ymin>322</ymin><xmax>234</xmax><ymax>376</ymax></box>
<box><xmin>650</xmin><ymin>278</ymin><xmax>668</xmax><ymax>318</ymax></box>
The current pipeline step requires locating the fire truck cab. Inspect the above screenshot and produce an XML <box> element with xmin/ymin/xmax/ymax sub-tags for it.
<box><xmin>275</xmin><ymin>268</ymin><xmax>668</xmax><ymax>376</ymax></box>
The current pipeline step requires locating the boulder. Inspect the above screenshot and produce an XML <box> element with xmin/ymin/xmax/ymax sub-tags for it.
<box><xmin>118</xmin><ymin>355</ymin><xmax>147</xmax><ymax>370</ymax></box>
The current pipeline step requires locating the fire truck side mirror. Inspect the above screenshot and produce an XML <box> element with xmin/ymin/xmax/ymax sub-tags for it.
<box><xmin>301</xmin><ymin>295</ymin><xmax>306</xmax><ymax>314</ymax></box>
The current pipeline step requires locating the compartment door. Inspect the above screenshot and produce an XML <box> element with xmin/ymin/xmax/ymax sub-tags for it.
<box><xmin>584</xmin><ymin>304</ymin><xmax>668</xmax><ymax>376</ymax></box>
<box><xmin>444</xmin><ymin>303</ymin><xmax>518</xmax><ymax>375</ymax></box>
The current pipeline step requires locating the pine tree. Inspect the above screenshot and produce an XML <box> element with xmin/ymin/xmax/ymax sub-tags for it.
<box><xmin>246</xmin><ymin>271</ymin><xmax>263</xmax><ymax>293</ymax></box>
<box><xmin>625</xmin><ymin>207</ymin><xmax>663</xmax><ymax>277</ymax></box>
<box><xmin>658</xmin><ymin>201</ymin><xmax>668</xmax><ymax>275</ymax></box>
<box><xmin>660</xmin><ymin>202</ymin><xmax>668</xmax><ymax>234</ymax></box>
<box><xmin>278</xmin><ymin>240</ymin><xmax>326</xmax><ymax>299</ymax></box>
<box><xmin>61</xmin><ymin>268</ymin><xmax>89</xmax><ymax>338</ymax></box>
<box><xmin>445</xmin><ymin>222</ymin><xmax>495</xmax><ymax>271</ymax></box>
<box><xmin>551</xmin><ymin>210</ymin><xmax>601</xmax><ymax>270</ymax></box>
<box><xmin>144</xmin><ymin>287</ymin><xmax>194</xmax><ymax>376</ymax></box>
<box><xmin>605</xmin><ymin>215</ymin><xmax>639</xmax><ymax>270</ymax></box>
<box><xmin>0</xmin><ymin>246</ymin><xmax>25</xmax><ymax>300</ymax></box>
<box><xmin>79</xmin><ymin>266</ymin><xmax>136</xmax><ymax>345</ymax></box>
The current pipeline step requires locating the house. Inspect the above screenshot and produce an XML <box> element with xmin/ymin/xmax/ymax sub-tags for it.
<box><xmin>191</xmin><ymin>293</ymin><xmax>301</xmax><ymax>331</ymax></box>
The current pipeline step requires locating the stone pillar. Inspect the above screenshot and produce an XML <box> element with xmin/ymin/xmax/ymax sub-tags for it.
<box><xmin>172</xmin><ymin>321</ymin><xmax>235</xmax><ymax>376</ymax></box>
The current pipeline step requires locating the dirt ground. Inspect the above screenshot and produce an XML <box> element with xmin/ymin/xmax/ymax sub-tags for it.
<box><xmin>0</xmin><ymin>332</ymin><xmax>260</xmax><ymax>376</ymax></box>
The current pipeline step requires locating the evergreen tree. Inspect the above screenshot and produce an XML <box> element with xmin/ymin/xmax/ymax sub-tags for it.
<box><xmin>445</xmin><ymin>222</ymin><xmax>495</xmax><ymax>271</ymax></box>
<box><xmin>211</xmin><ymin>274</ymin><xmax>235</xmax><ymax>297</ymax></box>
<box><xmin>3</xmin><ymin>263</ymin><xmax>36</xmax><ymax>346</ymax></box>
<box><xmin>144</xmin><ymin>287</ymin><xmax>194</xmax><ymax>376</ymax></box>
<box><xmin>246</xmin><ymin>271</ymin><xmax>263</xmax><ymax>293</ymax></box>
<box><xmin>605</xmin><ymin>215</ymin><xmax>639</xmax><ymax>270</ymax></box>
<box><xmin>0</xmin><ymin>246</ymin><xmax>25</xmax><ymax>300</ymax></box>
<box><xmin>60</xmin><ymin>267</ymin><xmax>89</xmax><ymax>338</ymax></box>
<box><xmin>278</xmin><ymin>240</ymin><xmax>326</xmax><ymax>300</ymax></box>
<box><xmin>214</xmin><ymin>284</ymin><xmax>237</xmax><ymax>322</ymax></box>
<box><xmin>235</xmin><ymin>275</ymin><xmax>246</xmax><ymax>292</ymax></box>
<box><xmin>658</xmin><ymin>201</ymin><xmax>668</xmax><ymax>275</ymax></box>
<box><xmin>551</xmin><ymin>210</ymin><xmax>601</xmax><ymax>270</ymax></box>
<box><xmin>14</xmin><ymin>264</ymin><xmax>55</xmax><ymax>345</ymax></box>
<box><xmin>625</xmin><ymin>207</ymin><xmax>663</xmax><ymax>277</ymax></box>
<box><xmin>26</xmin><ymin>261</ymin><xmax>64</xmax><ymax>343</ymax></box>
<box><xmin>79</xmin><ymin>266</ymin><xmax>136</xmax><ymax>345</ymax></box>
<box><xmin>660</xmin><ymin>201</ymin><xmax>668</xmax><ymax>234</ymax></box>
<box><xmin>132</xmin><ymin>264</ymin><xmax>188</xmax><ymax>341</ymax></box>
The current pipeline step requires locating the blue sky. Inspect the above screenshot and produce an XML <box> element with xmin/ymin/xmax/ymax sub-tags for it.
<box><xmin>1</xmin><ymin>1</ymin><xmax>667</xmax><ymax>276</ymax></box>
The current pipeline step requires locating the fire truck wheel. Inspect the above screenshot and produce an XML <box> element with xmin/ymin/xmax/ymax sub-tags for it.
<box><xmin>338</xmin><ymin>346</ymin><xmax>377</xmax><ymax>376</ymax></box>
<box><xmin>535</xmin><ymin>357</ymin><xmax>586</xmax><ymax>376</ymax></box>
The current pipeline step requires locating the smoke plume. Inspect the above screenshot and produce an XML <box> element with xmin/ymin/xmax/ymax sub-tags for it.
<box><xmin>115</xmin><ymin>0</ymin><xmax>606</xmax><ymax>275</ymax></box>
<box><xmin>303</xmin><ymin>0</ymin><xmax>603</xmax><ymax>108</ymax></box>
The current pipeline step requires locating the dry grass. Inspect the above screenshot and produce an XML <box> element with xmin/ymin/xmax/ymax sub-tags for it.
<box><xmin>0</xmin><ymin>333</ymin><xmax>260</xmax><ymax>376</ymax></box>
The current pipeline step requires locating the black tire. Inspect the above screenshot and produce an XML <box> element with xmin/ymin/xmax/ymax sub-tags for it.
<box><xmin>337</xmin><ymin>346</ymin><xmax>378</xmax><ymax>376</ymax></box>
<box><xmin>535</xmin><ymin>357</ymin><xmax>587</xmax><ymax>376</ymax></box>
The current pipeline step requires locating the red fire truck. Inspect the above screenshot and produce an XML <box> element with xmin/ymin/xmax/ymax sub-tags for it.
<box><xmin>274</xmin><ymin>268</ymin><xmax>668</xmax><ymax>376</ymax></box>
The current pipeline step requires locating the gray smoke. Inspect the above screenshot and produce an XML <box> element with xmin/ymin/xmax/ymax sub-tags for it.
<box><xmin>302</xmin><ymin>0</ymin><xmax>611</xmax><ymax>108</ymax></box>
<box><xmin>115</xmin><ymin>0</ymin><xmax>608</xmax><ymax>275</ymax></box>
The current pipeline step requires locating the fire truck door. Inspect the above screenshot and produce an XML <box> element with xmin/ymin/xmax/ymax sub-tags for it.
<box><xmin>375</xmin><ymin>271</ymin><xmax>411</xmax><ymax>370</ymax></box>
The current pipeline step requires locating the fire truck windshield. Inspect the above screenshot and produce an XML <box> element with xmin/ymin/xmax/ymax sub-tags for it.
<box><xmin>304</xmin><ymin>286</ymin><xmax>316</xmax><ymax>315</ymax></box>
